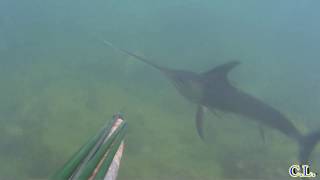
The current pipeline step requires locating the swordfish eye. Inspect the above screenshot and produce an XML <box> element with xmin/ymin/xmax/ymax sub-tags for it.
<box><xmin>173</xmin><ymin>76</ymin><xmax>185</xmax><ymax>88</ymax></box>
<box><xmin>178</xmin><ymin>76</ymin><xmax>184</xmax><ymax>83</ymax></box>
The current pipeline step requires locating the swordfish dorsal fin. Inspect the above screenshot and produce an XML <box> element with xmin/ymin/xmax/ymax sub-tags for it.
<box><xmin>201</xmin><ymin>61</ymin><xmax>241</xmax><ymax>81</ymax></box>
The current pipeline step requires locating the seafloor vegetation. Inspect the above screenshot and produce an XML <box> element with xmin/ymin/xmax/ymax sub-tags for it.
<box><xmin>2</xmin><ymin>1</ymin><xmax>320</xmax><ymax>179</ymax></box>
<box><xmin>1</xmin><ymin>55</ymin><xmax>316</xmax><ymax>180</ymax></box>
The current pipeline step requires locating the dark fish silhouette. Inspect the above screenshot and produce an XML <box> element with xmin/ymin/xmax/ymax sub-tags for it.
<box><xmin>103</xmin><ymin>40</ymin><xmax>320</xmax><ymax>164</ymax></box>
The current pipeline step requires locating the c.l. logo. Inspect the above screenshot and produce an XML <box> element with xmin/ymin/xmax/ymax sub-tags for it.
<box><xmin>289</xmin><ymin>165</ymin><xmax>316</xmax><ymax>178</ymax></box>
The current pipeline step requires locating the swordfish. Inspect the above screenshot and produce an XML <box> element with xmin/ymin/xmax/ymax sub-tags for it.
<box><xmin>103</xmin><ymin>40</ymin><xmax>320</xmax><ymax>164</ymax></box>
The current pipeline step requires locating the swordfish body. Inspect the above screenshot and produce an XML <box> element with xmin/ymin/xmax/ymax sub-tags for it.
<box><xmin>103</xmin><ymin>40</ymin><xmax>320</xmax><ymax>164</ymax></box>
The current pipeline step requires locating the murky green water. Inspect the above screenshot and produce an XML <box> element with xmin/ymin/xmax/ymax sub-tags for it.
<box><xmin>1</xmin><ymin>0</ymin><xmax>320</xmax><ymax>179</ymax></box>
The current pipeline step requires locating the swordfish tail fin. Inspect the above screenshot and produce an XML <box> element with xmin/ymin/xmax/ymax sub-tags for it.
<box><xmin>299</xmin><ymin>130</ymin><xmax>320</xmax><ymax>165</ymax></box>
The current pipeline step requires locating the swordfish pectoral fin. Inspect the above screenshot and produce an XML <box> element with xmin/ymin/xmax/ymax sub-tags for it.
<box><xmin>196</xmin><ymin>105</ymin><xmax>206</xmax><ymax>140</ymax></box>
<box><xmin>258</xmin><ymin>125</ymin><xmax>266</xmax><ymax>144</ymax></box>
